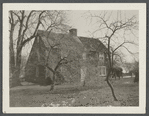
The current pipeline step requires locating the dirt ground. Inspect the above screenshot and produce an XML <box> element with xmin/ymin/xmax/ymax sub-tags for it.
<box><xmin>10</xmin><ymin>77</ymin><xmax>139</xmax><ymax>107</ymax></box>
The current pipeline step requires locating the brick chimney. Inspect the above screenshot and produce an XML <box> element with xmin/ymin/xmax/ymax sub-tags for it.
<box><xmin>69</xmin><ymin>28</ymin><xmax>77</xmax><ymax>36</ymax></box>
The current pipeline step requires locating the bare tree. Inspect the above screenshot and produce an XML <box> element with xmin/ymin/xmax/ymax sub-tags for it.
<box><xmin>87</xmin><ymin>11</ymin><xmax>138</xmax><ymax>101</ymax></box>
<box><xmin>45</xmin><ymin>55</ymin><xmax>72</xmax><ymax>91</ymax></box>
<box><xmin>35</xmin><ymin>30</ymin><xmax>83</xmax><ymax>91</ymax></box>
<box><xmin>9</xmin><ymin>10</ymin><xmax>68</xmax><ymax>87</ymax></box>
<box><xmin>42</xmin><ymin>36</ymin><xmax>70</xmax><ymax>91</ymax></box>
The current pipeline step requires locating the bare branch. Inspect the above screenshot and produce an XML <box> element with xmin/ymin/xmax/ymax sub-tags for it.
<box><xmin>11</xmin><ymin>11</ymin><xmax>21</xmax><ymax>21</ymax></box>
<box><xmin>22</xmin><ymin>10</ymin><xmax>35</xmax><ymax>39</ymax></box>
<box><xmin>21</xmin><ymin>11</ymin><xmax>46</xmax><ymax>46</ymax></box>
<box><xmin>122</xmin><ymin>46</ymin><xmax>139</xmax><ymax>55</ymax></box>
<box><xmin>113</xmin><ymin>42</ymin><xmax>125</xmax><ymax>53</ymax></box>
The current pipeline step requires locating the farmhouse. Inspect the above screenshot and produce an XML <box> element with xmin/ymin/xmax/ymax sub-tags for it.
<box><xmin>25</xmin><ymin>29</ymin><xmax>108</xmax><ymax>85</ymax></box>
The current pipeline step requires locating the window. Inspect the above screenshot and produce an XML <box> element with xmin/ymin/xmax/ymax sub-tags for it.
<box><xmin>99</xmin><ymin>53</ymin><xmax>104</xmax><ymax>61</ymax></box>
<box><xmin>99</xmin><ymin>53</ymin><xmax>105</xmax><ymax>65</ymax></box>
<box><xmin>98</xmin><ymin>66</ymin><xmax>106</xmax><ymax>76</ymax></box>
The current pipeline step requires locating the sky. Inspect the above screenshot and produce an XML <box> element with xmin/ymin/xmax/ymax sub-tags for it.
<box><xmin>22</xmin><ymin>10</ymin><xmax>139</xmax><ymax>63</ymax></box>
<box><xmin>66</xmin><ymin>10</ymin><xmax>138</xmax><ymax>37</ymax></box>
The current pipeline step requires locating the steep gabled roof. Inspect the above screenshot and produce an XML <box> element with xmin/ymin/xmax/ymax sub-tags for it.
<box><xmin>79</xmin><ymin>36</ymin><xmax>107</xmax><ymax>53</ymax></box>
<box><xmin>37</xmin><ymin>30</ymin><xmax>64</xmax><ymax>49</ymax></box>
<box><xmin>37</xmin><ymin>30</ymin><xmax>107</xmax><ymax>54</ymax></box>
<box><xmin>37</xmin><ymin>30</ymin><xmax>84</xmax><ymax>57</ymax></box>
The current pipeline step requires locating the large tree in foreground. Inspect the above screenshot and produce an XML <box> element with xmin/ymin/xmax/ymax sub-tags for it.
<box><xmin>87</xmin><ymin>11</ymin><xmax>138</xmax><ymax>101</ymax></box>
<box><xmin>9</xmin><ymin>10</ymin><xmax>67</xmax><ymax>87</ymax></box>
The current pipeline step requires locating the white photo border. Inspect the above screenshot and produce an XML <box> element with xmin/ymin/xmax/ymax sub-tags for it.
<box><xmin>3</xmin><ymin>3</ymin><xmax>146</xmax><ymax>114</ymax></box>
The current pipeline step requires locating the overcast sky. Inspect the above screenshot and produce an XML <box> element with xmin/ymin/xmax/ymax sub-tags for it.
<box><xmin>66</xmin><ymin>10</ymin><xmax>138</xmax><ymax>36</ymax></box>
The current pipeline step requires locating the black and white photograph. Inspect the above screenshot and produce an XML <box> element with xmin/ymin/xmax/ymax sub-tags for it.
<box><xmin>3</xmin><ymin>3</ymin><xmax>146</xmax><ymax>113</ymax></box>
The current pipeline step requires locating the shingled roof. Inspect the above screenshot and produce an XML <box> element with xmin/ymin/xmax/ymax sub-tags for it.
<box><xmin>37</xmin><ymin>30</ymin><xmax>107</xmax><ymax>54</ymax></box>
<box><xmin>78</xmin><ymin>36</ymin><xmax>107</xmax><ymax>53</ymax></box>
<box><xmin>37</xmin><ymin>30</ymin><xmax>84</xmax><ymax>57</ymax></box>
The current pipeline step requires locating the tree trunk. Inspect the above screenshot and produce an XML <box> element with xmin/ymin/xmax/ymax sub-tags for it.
<box><xmin>106</xmin><ymin>70</ymin><xmax>118</xmax><ymax>101</ymax></box>
<box><xmin>11</xmin><ymin>47</ymin><xmax>22</xmax><ymax>87</ymax></box>
<box><xmin>80</xmin><ymin>66</ymin><xmax>86</xmax><ymax>86</ymax></box>
<box><xmin>80</xmin><ymin>52</ymin><xmax>87</xmax><ymax>86</ymax></box>
<box><xmin>9</xmin><ymin>23</ymin><xmax>20</xmax><ymax>87</ymax></box>
<box><xmin>50</xmin><ymin>72</ymin><xmax>56</xmax><ymax>91</ymax></box>
<box><xmin>9</xmin><ymin>25</ymin><xmax>15</xmax><ymax>77</ymax></box>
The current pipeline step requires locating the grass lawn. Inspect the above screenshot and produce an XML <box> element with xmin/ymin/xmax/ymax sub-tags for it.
<box><xmin>10</xmin><ymin>77</ymin><xmax>139</xmax><ymax>107</ymax></box>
